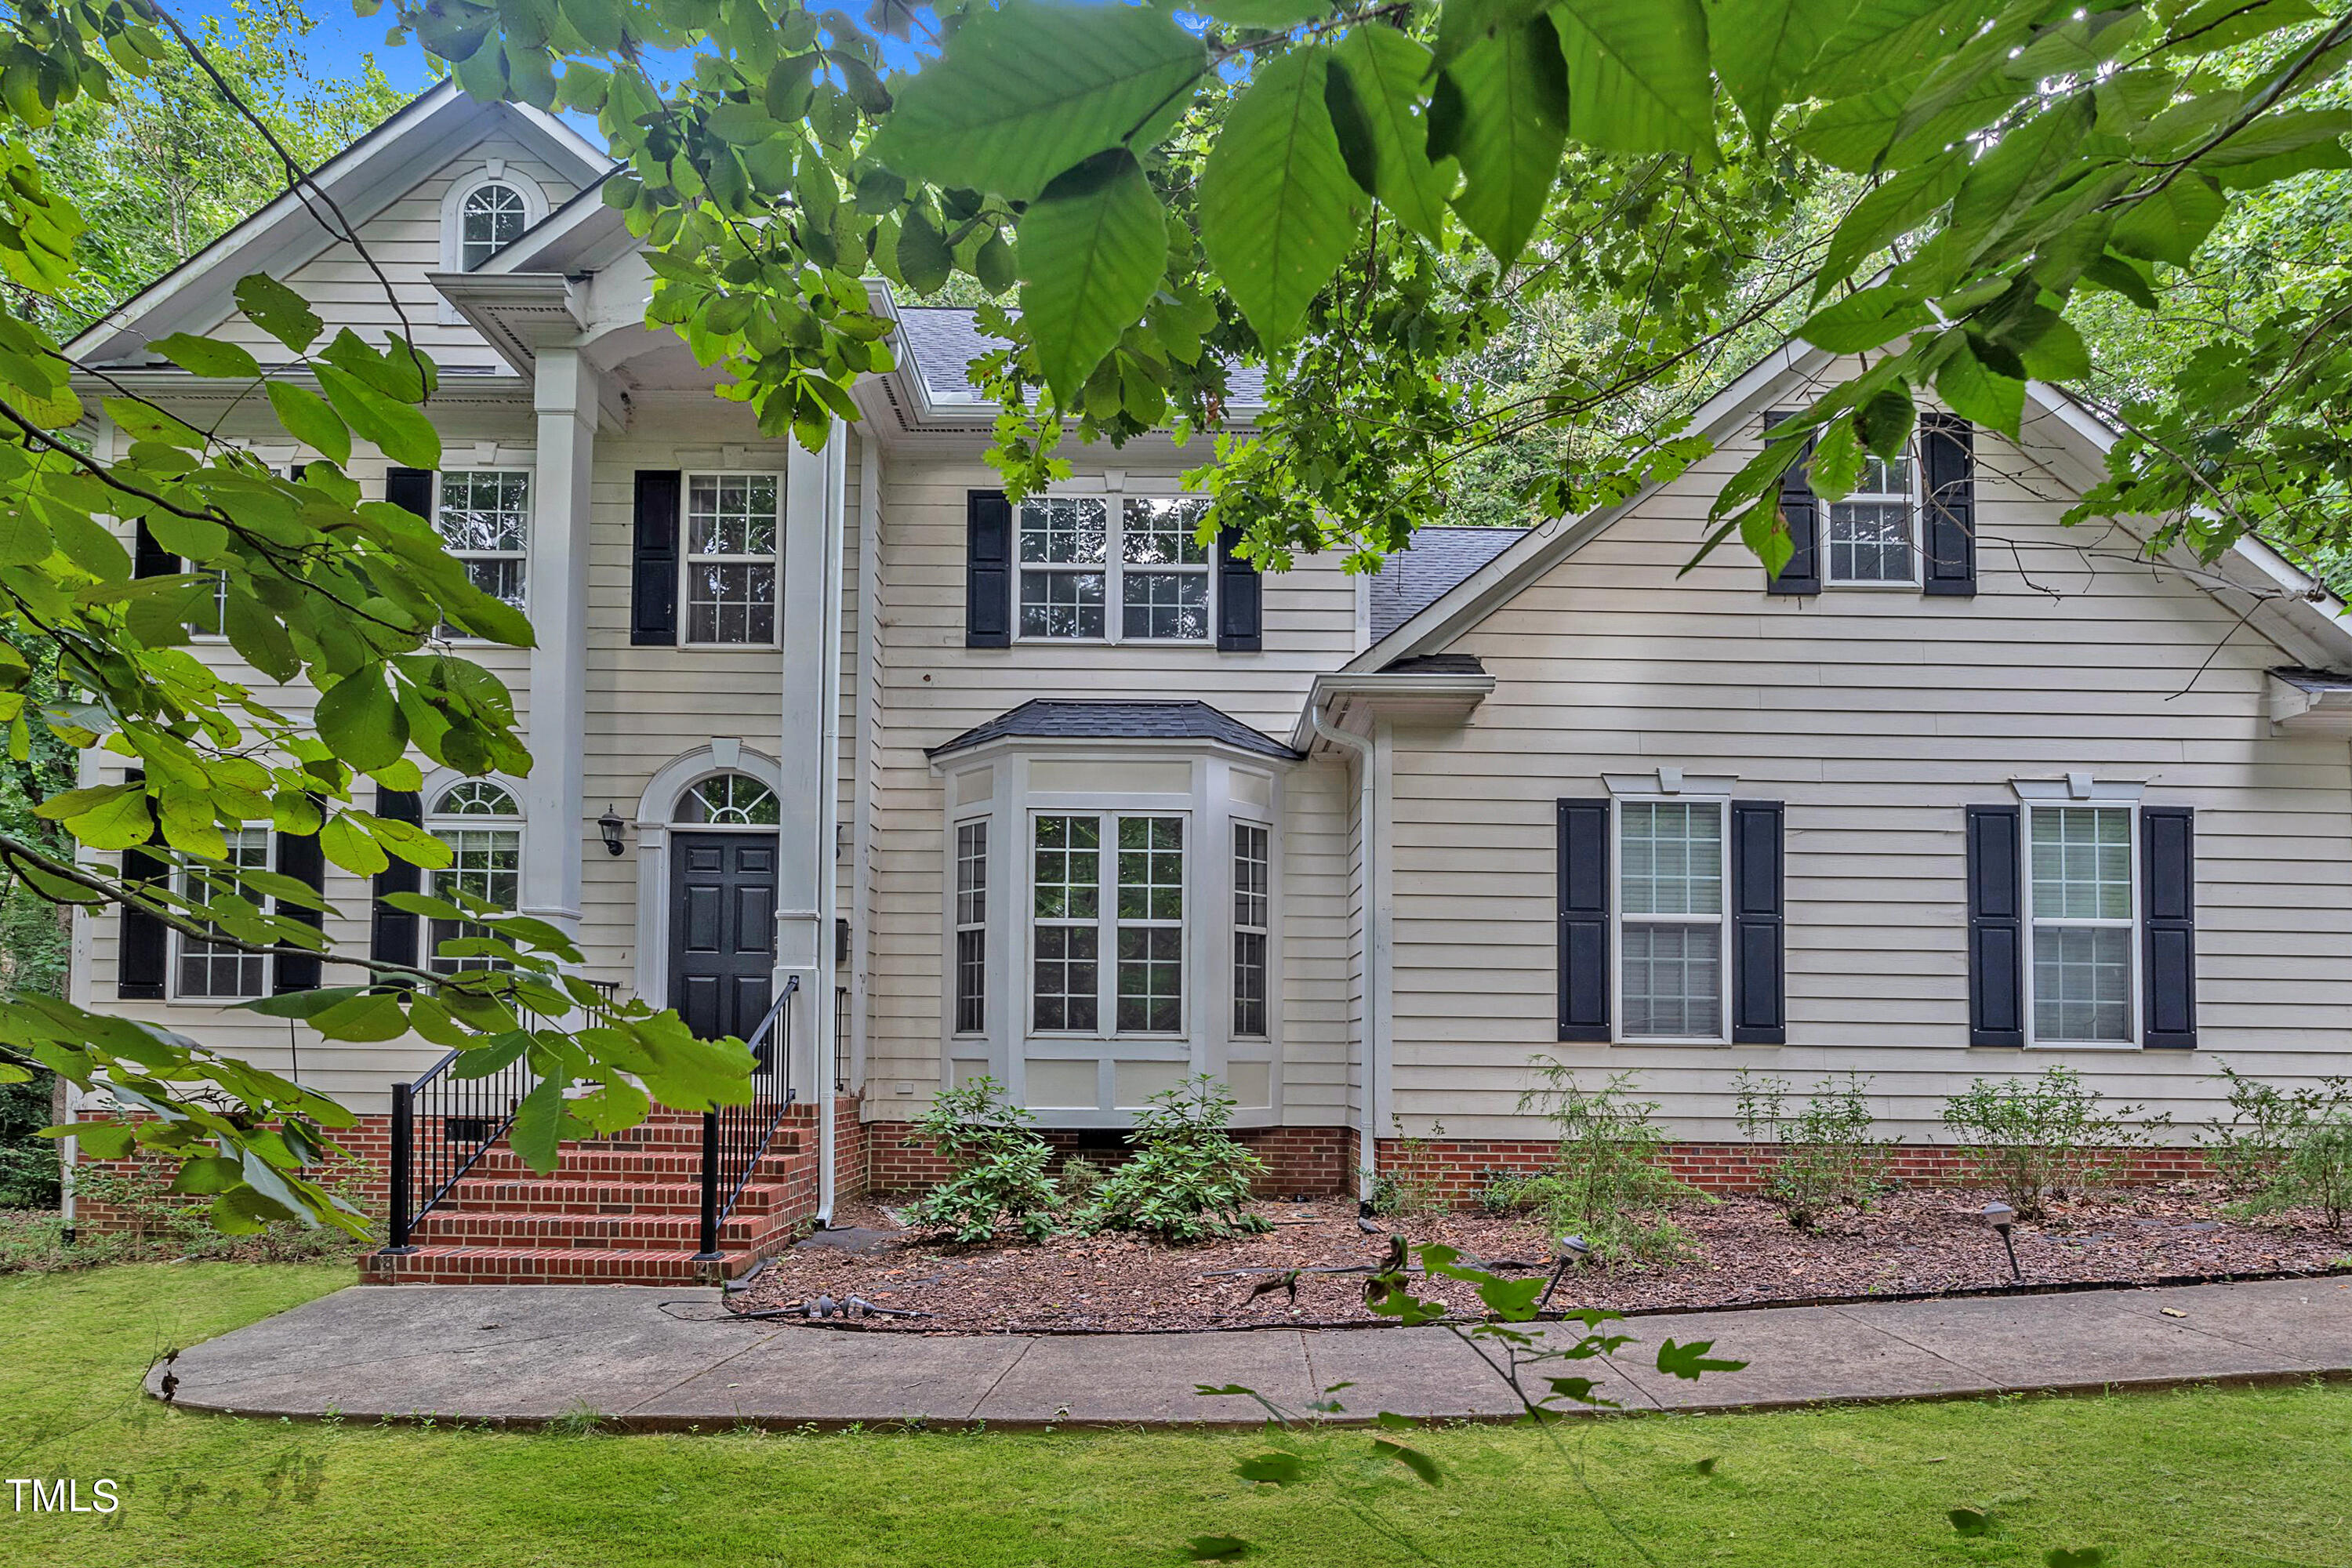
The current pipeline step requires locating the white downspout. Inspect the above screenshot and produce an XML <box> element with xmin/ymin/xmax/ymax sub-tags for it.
<box><xmin>814</xmin><ymin>425</ymin><xmax>849</xmax><ymax>1227</ymax></box>
<box><xmin>851</xmin><ymin>438</ymin><xmax>880</xmax><ymax>1102</ymax></box>
<box><xmin>1308</xmin><ymin>690</ymin><xmax>1380</xmax><ymax>1209</ymax></box>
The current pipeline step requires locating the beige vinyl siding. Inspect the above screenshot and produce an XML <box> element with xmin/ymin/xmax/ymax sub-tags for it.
<box><xmin>862</xmin><ymin>455</ymin><xmax>1361</xmax><ymax>1122</ymax></box>
<box><xmin>205</xmin><ymin>136</ymin><xmax>578</xmax><ymax>372</ymax></box>
<box><xmin>1381</xmin><ymin>412</ymin><xmax>2352</xmax><ymax>1143</ymax></box>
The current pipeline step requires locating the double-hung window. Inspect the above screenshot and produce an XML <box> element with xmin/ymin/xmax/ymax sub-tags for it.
<box><xmin>1029</xmin><ymin>812</ymin><xmax>1186</xmax><ymax>1035</ymax></box>
<box><xmin>1017</xmin><ymin>495</ymin><xmax>1212</xmax><ymax>643</ymax></box>
<box><xmin>434</xmin><ymin>470</ymin><xmax>530</xmax><ymax>612</ymax></box>
<box><xmin>2027</xmin><ymin>804</ymin><xmax>2136</xmax><ymax>1044</ymax></box>
<box><xmin>426</xmin><ymin>781</ymin><xmax>521</xmax><ymax>974</ymax></box>
<box><xmin>1232</xmin><ymin>822</ymin><xmax>1269</xmax><ymax>1038</ymax></box>
<box><xmin>953</xmin><ymin>820</ymin><xmax>987</xmax><ymax>1035</ymax></box>
<box><xmin>1825</xmin><ymin>452</ymin><xmax>1918</xmax><ymax>586</ymax></box>
<box><xmin>175</xmin><ymin>829</ymin><xmax>273</xmax><ymax>1000</ymax></box>
<box><xmin>1617</xmin><ymin>800</ymin><xmax>1727</xmax><ymax>1040</ymax></box>
<box><xmin>684</xmin><ymin>474</ymin><xmax>780</xmax><ymax>644</ymax></box>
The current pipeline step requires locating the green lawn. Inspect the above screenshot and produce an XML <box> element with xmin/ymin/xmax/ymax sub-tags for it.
<box><xmin>2</xmin><ymin>1262</ymin><xmax>2348</xmax><ymax>1566</ymax></box>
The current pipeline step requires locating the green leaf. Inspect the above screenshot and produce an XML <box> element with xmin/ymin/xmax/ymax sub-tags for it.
<box><xmin>1327</xmin><ymin>25</ymin><xmax>1454</xmax><ymax>245</ymax></box>
<box><xmin>1809</xmin><ymin>0</ymin><xmax>1985</xmax><ymax>97</ymax></box>
<box><xmin>151</xmin><ymin>333</ymin><xmax>261</xmax><ymax>380</ymax></box>
<box><xmin>233</xmin><ymin>274</ymin><xmax>322</xmax><ymax>354</ymax></box>
<box><xmin>1185</xmin><ymin>1537</ymin><xmax>1251</xmax><ymax>1562</ymax></box>
<box><xmin>510</xmin><ymin>1073</ymin><xmax>571</xmax><ymax>1174</ymax></box>
<box><xmin>166</xmin><ymin>1155</ymin><xmax>244</xmax><ymax>1195</ymax></box>
<box><xmin>1551</xmin><ymin>0</ymin><xmax>1718</xmax><ymax>162</ymax></box>
<box><xmin>2110</xmin><ymin>172</ymin><xmax>2223</xmax><ymax>268</ymax></box>
<box><xmin>1934</xmin><ymin>333</ymin><xmax>2024</xmax><ymax>436</ymax></box>
<box><xmin>1856</xmin><ymin>383</ymin><xmax>1915</xmax><ymax>459</ymax></box>
<box><xmin>898</xmin><ymin>207</ymin><xmax>953</xmax><ymax>296</ymax></box>
<box><xmin>1705</xmin><ymin>0</ymin><xmax>1840</xmax><ymax>143</ymax></box>
<box><xmin>1807</xmin><ymin>417</ymin><xmax>1863</xmax><ymax>504</ymax></box>
<box><xmin>104</xmin><ymin>397</ymin><xmax>207</xmax><ymax>450</ymax></box>
<box><xmin>1370</xmin><ymin>1436</ymin><xmax>1443</xmax><ymax>1485</ymax></box>
<box><xmin>314</xmin><ymin>365</ymin><xmax>441</xmax><ymax>471</ymax></box>
<box><xmin>868</xmin><ymin>0</ymin><xmax>1207</xmax><ymax>202</ymax></box>
<box><xmin>265</xmin><ymin>381</ymin><xmax>352</xmax><ymax>465</ymax></box>
<box><xmin>2045</xmin><ymin>1551</ymin><xmax>2107</xmax><ymax>1568</ymax></box>
<box><xmin>1200</xmin><ymin>45</ymin><xmax>1360</xmax><ymax>346</ymax></box>
<box><xmin>1433</xmin><ymin>15</ymin><xmax>1570</xmax><ymax>266</ymax></box>
<box><xmin>319</xmin><ymin>812</ymin><xmax>389</xmax><ymax>877</ymax></box>
<box><xmin>61</xmin><ymin>786</ymin><xmax>154</xmax><ymax>851</ymax></box>
<box><xmin>0</xmin><ymin>505</ymin><xmax>51</xmax><ymax>565</ymax></box>
<box><xmin>1947</xmin><ymin>1507</ymin><xmax>1991</xmax><ymax>1536</ymax></box>
<box><xmin>309</xmin><ymin>989</ymin><xmax>410</xmax><ymax>1044</ymax></box>
<box><xmin>1654</xmin><ymin>1336</ymin><xmax>1748</xmax><ymax>1380</ymax></box>
<box><xmin>1017</xmin><ymin>150</ymin><xmax>1167</xmax><ymax>405</ymax></box>
<box><xmin>1820</xmin><ymin>156</ymin><xmax>1965</xmax><ymax>286</ymax></box>
<box><xmin>708</xmin><ymin>100</ymin><xmax>779</xmax><ymax>146</ymax></box>
<box><xmin>1235</xmin><ymin>1450</ymin><xmax>1305</xmax><ymax>1485</ymax></box>
<box><xmin>63</xmin><ymin>1120</ymin><xmax>135</xmax><ymax>1159</ymax></box>
<box><xmin>314</xmin><ymin>673</ymin><xmax>408</xmax><ymax>773</ymax></box>
<box><xmin>974</xmin><ymin>230</ymin><xmax>1017</xmax><ymax>296</ymax></box>
<box><xmin>1798</xmin><ymin>285</ymin><xmax>1931</xmax><ymax>353</ymax></box>
<box><xmin>2082</xmin><ymin>251</ymin><xmax>2158</xmax><ymax>310</ymax></box>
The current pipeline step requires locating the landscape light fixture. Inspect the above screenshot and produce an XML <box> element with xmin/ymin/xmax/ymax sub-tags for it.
<box><xmin>1980</xmin><ymin>1200</ymin><xmax>2021</xmax><ymax>1281</ymax></box>
<box><xmin>597</xmin><ymin>807</ymin><xmax>627</xmax><ymax>857</ymax></box>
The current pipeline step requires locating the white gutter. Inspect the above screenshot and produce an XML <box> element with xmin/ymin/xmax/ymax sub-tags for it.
<box><xmin>1307</xmin><ymin>691</ymin><xmax>1380</xmax><ymax>1208</ymax></box>
<box><xmin>815</xmin><ymin>423</ymin><xmax>849</xmax><ymax>1227</ymax></box>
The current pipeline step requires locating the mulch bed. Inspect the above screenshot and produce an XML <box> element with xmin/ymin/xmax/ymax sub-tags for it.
<box><xmin>731</xmin><ymin>1184</ymin><xmax>2352</xmax><ymax>1334</ymax></box>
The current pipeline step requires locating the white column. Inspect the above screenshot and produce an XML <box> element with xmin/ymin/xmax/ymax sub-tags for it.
<box><xmin>774</xmin><ymin>423</ymin><xmax>842</xmax><ymax>1090</ymax></box>
<box><xmin>521</xmin><ymin>348</ymin><xmax>597</xmax><ymax>931</ymax></box>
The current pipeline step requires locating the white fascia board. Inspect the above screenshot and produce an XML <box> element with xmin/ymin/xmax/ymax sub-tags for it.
<box><xmin>474</xmin><ymin>174</ymin><xmax>630</xmax><ymax>277</ymax></box>
<box><xmin>67</xmin><ymin>85</ymin><xmax>612</xmax><ymax>368</ymax></box>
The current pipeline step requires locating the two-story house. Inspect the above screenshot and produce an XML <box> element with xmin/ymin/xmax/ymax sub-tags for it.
<box><xmin>64</xmin><ymin>87</ymin><xmax>2352</xmax><ymax>1282</ymax></box>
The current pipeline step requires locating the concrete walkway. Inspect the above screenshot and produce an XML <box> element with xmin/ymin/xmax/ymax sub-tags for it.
<box><xmin>146</xmin><ymin>1276</ymin><xmax>2352</xmax><ymax>1429</ymax></box>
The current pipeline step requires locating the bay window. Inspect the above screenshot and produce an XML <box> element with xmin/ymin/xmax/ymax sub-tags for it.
<box><xmin>1232</xmin><ymin>822</ymin><xmax>1269</xmax><ymax>1038</ymax></box>
<box><xmin>954</xmin><ymin>819</ymin><xmax>987</xmax><ymax>1035</ymax></box>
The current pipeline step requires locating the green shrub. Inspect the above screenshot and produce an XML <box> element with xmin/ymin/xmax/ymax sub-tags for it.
<box><xmin>1515</xmin><ymin>1065</ymin><xmax>1700</xmax><ymax>1263</ymax></box>
<box><xmin>1054</xmin><ymin>1152</ymin><xmax>1107</xmax><ymax>1210</ymax></box>
<box><xmin>1940</xmin><ymin>1067</ymin><xmax>2164</xmax><ymax>1220</ymax></box>
<box><xmin>2231</xmin><ymin>1115</ymin><xmax>2352</xmax><ymax>1229</ymax></box>
<box><xmin>1367</xmin><ymin>1116</ymin><xmax>1447</xmax><ymax>1217</ymax></box>
<box><xmin>0</xmin><ymin>1067</ymin><xmax>60</xmax><ymax>1209</ymax></box>
<box><xmin>2203</xmin><ymin>1065</ymin><xmax>2352</xmax><ymax>1194</ymax></box>
<box><xmin>1475</xmin><ymin>1168</ymin><xmax>1539</xmax><ymax>1215</ymax></box>
<box><xmin>2</xmin><ymin>1152</ymin><xmax>377</xmax><ymax>1275</ymax></box>
<box><xmin>1733</xmin><ymin>1070</ymin><xmax>1893</xmax><ymax>1230</ymax></box>
<box><xmin>902</xmin><ymin>1077</ymin><xmax>1059</xmax><ymax>1243</ymax></box>
<box><xmin>1084</xmin><ymin>1075</ymin><xmax>1270</xmax><ymax>1243</ymax></box>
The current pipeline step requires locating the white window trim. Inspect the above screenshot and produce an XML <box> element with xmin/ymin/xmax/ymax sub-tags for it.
<box><xmin>423</xmin><ymin>779</ymin><xmax>525</xmax><ymax>976</ymax></box>
<box><xmin>2022</xmin><ymin>800</ymin><xmax>2142</xmax><ymax>1050</ymax></box>
<box><xmin>1823</xmin><ymin>448</ymin><xmax>1922</xmax><ymax>589</ymax></box>
<box><xmin>169</xmin><ymin>829</ymin><xmax>274</xmax><ymax>1003</ymax></box>
<box><xmin>1231</xmin><ymin>818</ymin><xmax>1272</xmax><ymax>1040</ymax></box>
<box><xmin>680</xmin><ymin>470</ymin><xmax>785</xmax><ymax>649</ymax></box>
<box><xmin>1025</xmin><ymin>807</ymin><xmax>1191</xmax><ymax>1040</ymax></box>
<box><xmin>1610</xmin><ymin>793</ymin><xmax>1733</xmax><ymax>1046</ymax></box>
<box><xmin>437</xmin><ymin>164</ymin><xmax>550</xmax><ymax>321</ymax></box>
<box><xmin>431</xmin><ymin>466</ymin><xmax>533</xmax><ymax>634</ymax></box>
<box><xmin>951</xmin><ymin>816</ymin><xmax>988</xmax><ymax>1039</ymax></box>
<box><xmin>1013</xmin><ymin>491</ymin><xmax>1218</xmax><ymax>647</ymax></box>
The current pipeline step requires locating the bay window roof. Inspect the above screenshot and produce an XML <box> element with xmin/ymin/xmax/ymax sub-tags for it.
<box><xmin>927</xmin><ymin>699</ymin><xmax>1301</xmax><ymax>762</ymax></box>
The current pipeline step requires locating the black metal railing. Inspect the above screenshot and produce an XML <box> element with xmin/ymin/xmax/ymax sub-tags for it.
<box><xmin>384</xmin><ymin>978</ymin><xmax>620</xmax><ymax>1252</ymax></box>
<box><xmin>695</xmin><ymin>975</ymin><xmax>798</xmax><ymax>1264</ymax></box>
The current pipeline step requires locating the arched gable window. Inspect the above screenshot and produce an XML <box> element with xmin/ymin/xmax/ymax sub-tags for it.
<box><xmin>676</xmin><ymin>773</ymin><xmax>779</xmax><ymax>826</ymax></box>
<box><xmin>426</xmin><ymin>780</ymin><xmax>521</xmax><ymax>972</ymax></box>
<box><xmin>459</xmin><ymin>181</ymin><xmax>528</xmax><ymax>270</ymax></box>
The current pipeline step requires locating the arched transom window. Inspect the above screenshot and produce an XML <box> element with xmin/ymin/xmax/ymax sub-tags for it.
<box><xmin>677</xmin><ymin>773</ymin><xmax>779</xmax><ymax>826</ymax></box>
<box><xmin>427</xmin><ymin>780</ymin><xmax>521</xmax><ymax>971</ymax></box>
<box><xmin>460</xmin><ymin>181</ymin><xmax>528</xmax><ymax>270</ymax></box>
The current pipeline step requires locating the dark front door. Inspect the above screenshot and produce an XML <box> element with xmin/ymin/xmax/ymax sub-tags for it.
<box><xmin>670</xmin><ymin>833</ymin><xmax>776</xmax><ymax>1041</ymax></box>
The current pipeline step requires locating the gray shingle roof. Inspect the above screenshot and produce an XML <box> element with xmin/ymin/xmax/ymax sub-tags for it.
<box><xmin>894</xmin><ymin>307</ymin><xmax>1266</xmax><ymax>405</ymax></box>
<box><xmin>927</xmin><ymin>699</ymin><xmax>1301</xmax><ymax>760</ymax></box>
<box><xmin>1367</xmin><ymin>526</ymin><xmax>1528</xmax><ymax>641</ymax></box>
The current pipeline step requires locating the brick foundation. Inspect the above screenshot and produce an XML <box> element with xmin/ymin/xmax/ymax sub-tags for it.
<box><xmin>864</xmin><ymin>1121</ymin><xmax>1355</xmax><ymax>1197</ymax></box>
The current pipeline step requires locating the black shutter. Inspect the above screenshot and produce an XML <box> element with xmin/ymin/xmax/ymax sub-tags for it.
<box><xmin>1730</xmin><ymin>800</ymin><xmax>1785</xmax><ymax>1045</ymax></box>
<box><xmin>384</xmin><ymin>466</ymin><xmax>434</xmax><ymax>519</ymax></box>
<box><xmin>1215</xmin><ymin>525</ymin><xmax>1262</xmax><ymax>652</ymax></box>
<box><xmin>1966</xmin><ymin>804</ymin><xmax>2024</xmax><ymax>1047</ymax></box>
<box><xmin>370</xmin><ymin>787</ymin><xmax>423</xmax><ymax>975</ymax></box>
<box><xmin>2142</xmin><ymin>804</ymin><xmax>2197</xmax><ymax>1049</ymax></box>
<box><xmin>115</xmin><ymin>771</ymin><xmax>167</xmax><ymax>1000</ymax></box>
<box><xmin>631</xmin><ymin>470</ymin><xmax>682</xmax><ymax>647</ymax></box>
<box><xmin>1921</xmin><ymin>412</ymin><xmax>1976</xmax><ymax>597</ymax></box>
<box><xmin>272</xmin><ymin>811</ymin><xmax>325</xmax><ymax>994</ymax></box>
<box><xmin>965</xmin><ymin>489</ymin><xmax>1012</xmax><ymax>648</ymax></box>
<box><xmin>132</xmin><ymin>521</ymin><xmax>176</xmax><ymax>579</ymax></box>
<box><xmin>1556</xmin><ymin>798</ymin><xmax>1610</xmax><ymax>1042</ymax></box>
<box><xmin>1762</xmin><ymin>411</ymin><xmax>1820</xmax><ymax>596</ymax></box>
